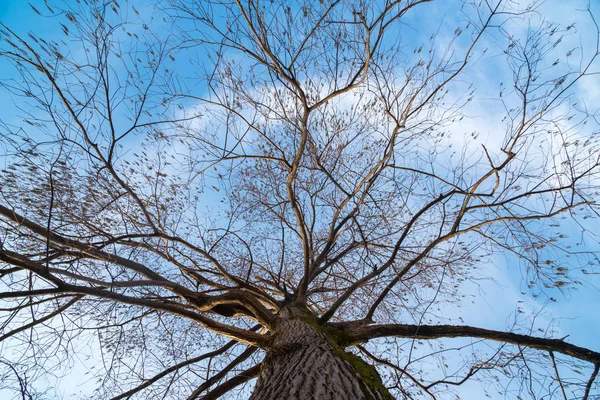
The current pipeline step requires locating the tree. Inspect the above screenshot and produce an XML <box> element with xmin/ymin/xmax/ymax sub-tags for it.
<box><xmin>1</xmin><ymin>0</ymin><xmax>599</xmax><ymax>398</ymax></box>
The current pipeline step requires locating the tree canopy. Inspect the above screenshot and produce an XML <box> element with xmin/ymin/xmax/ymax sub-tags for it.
<box><xmin>1</xmin><ymin>0</ymin><xmax>599</xmax><ymax>398</ymax></box>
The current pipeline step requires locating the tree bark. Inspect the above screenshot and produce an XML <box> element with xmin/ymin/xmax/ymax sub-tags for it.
<box><xmin>250</xmin><ymin>319</ymin><xmax>392</xmax><ymax>400</ymax></box>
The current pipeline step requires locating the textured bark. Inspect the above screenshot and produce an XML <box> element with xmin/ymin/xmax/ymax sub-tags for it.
<box><xmin>250</xmin><ymin>319</ymin><xmax>391</xmax><ymax>400</ymax></box>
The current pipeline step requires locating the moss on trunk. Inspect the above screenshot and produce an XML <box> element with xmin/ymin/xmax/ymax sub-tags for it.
<box><xmin>251</xmin><ymin>307</ymin><xmax>394</xmax><ymax>400</ymax></box>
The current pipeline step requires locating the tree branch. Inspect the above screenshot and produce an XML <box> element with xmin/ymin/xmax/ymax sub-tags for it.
<box><xmin>199</xmin><ymin>364</ymin><xmax>261</xmax><ymax>400</ymax></box>
<box><xmin>348</xmin><ymin>324</ymin><xmax>600</xmax><ymax>364</ymax></box>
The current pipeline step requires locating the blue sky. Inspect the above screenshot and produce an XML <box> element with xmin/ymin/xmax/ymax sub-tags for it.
<box><xmin>1</xmin><ymin>0</ymin><xmax>600</xmax><ymax>399</ymax></box>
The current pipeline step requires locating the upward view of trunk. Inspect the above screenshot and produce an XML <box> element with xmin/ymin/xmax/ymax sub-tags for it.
<box><xmin>250</xmin><ymin>319</ymin><xmax>392</xmax><ymax>400</ymax></box>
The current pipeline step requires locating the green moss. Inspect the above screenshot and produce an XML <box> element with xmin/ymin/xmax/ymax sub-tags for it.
<box><xmin>333</xmin><ymin>348</ymin><xmax>395</xmax><ymax>400</ymax></box>
<box><xmin>294</xmin><ymin>310</ymin><xmax>393</xmax><ymax>399</ymax></box>
<box><xmin>298</xmin><ymin>313</ymin><xmax>351</xmax><ymax>346</ymax></box>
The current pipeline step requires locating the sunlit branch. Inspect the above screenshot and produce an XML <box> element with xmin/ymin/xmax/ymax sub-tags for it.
<box><xmin>0</xmin><ymin>248</ymin><xmax>268</xmax><ymax>346</ymax></box>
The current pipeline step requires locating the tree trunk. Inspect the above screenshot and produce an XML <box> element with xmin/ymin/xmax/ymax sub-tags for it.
<box><xmin>250</xmin><ymin>318</ymin><xmax>392</xmax><ymax>400</ymax></box>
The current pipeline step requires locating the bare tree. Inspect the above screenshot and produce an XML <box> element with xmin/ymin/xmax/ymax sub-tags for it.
<box><xmin>1</xmin><ymin>0</ymin><xmax>599</xmax><ymax>398</ymax></box>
